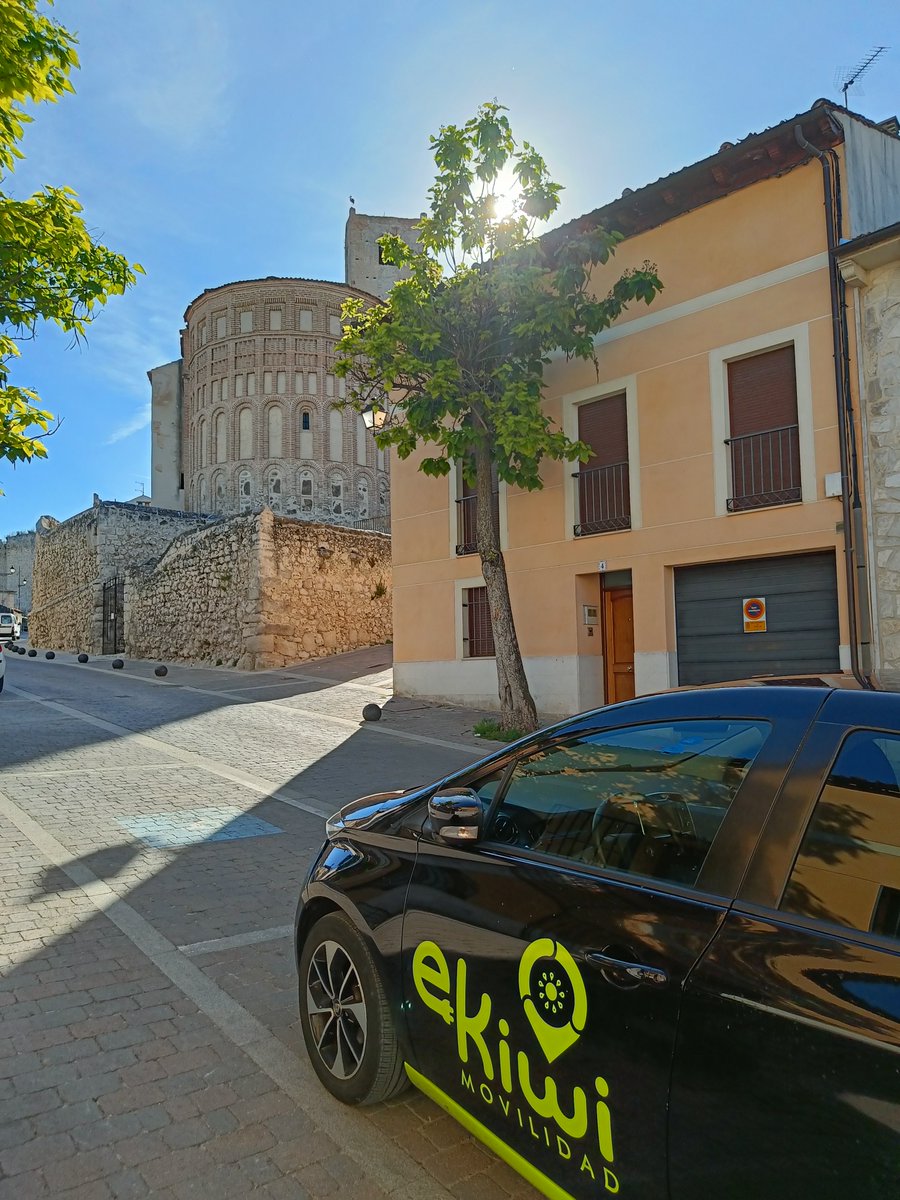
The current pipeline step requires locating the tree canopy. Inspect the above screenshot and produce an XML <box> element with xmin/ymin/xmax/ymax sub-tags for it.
<box><xmin>0</xmin><ymin>0</ymin><xmax>143</xmax><ymax>472</ymax></box>
<box><xmin>336</xmin><ymin>102</ymin><xmax>662</xmax><ymax>729</ymax></box>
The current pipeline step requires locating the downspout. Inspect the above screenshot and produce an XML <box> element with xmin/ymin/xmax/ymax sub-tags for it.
<box><xmin>794</xmin><ymin>123</ymin><xmax>872</xmax><ymax>687</ymax></box>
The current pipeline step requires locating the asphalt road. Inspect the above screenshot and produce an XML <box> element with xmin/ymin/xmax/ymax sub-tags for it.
<box><xmin>0</xmin><ymin>651</ymin><xmax>537</xmax><ymax>1200</ymax></box>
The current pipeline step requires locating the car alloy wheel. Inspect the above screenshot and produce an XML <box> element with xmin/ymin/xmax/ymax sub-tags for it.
<box><xmin>305</xmin><ymin>938</ymin><xmax>368</xmax><ymax>1080</ymax></box>
<box><xmin>297</xmin><ymin>912</ymin><xmax>408</xmax><ymax>1105</ymax></box>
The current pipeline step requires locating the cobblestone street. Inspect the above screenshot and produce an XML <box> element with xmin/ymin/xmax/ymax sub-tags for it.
<box><xmin>0</xmin><ymin>647</ymin><xmax>538</xmax><ymax>1200</ymax></box>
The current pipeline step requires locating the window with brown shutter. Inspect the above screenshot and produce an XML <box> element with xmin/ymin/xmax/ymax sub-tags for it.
<box><xmin>463</xmin><ymin>586</ymin><xmax>494</xmax><ymax>657</ymax></box>
<box><xmin>574</xmin><ymin>394</ymin><xmax>631</xmax><ymax>536</ymax></box>
<box><xmin>726</xmin><ymin>345</ymin><xmax>801</xmax><ymax>511</ymax></box>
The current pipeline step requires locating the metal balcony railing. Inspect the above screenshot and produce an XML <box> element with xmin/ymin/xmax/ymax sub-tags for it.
<box><xmin>574</xmin><ymin>462</ymin><xmax>631</xmax><ymax>536</ymax></box>
<box><xmin>726</xmin><ymin>424</ymin><xmax>801</xmax><ymax>511</ymax></box>
<box><xmin>352</xmin><ymin>513</ymin><xmax>391</xmax><ymax>534</ymax></box>
<box><xmin>456</xmin><ymin>494</ymin><xmax>478</xmax><ymax>555</ymax></box>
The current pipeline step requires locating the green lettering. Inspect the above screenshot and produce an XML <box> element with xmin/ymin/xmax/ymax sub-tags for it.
<box><xmin>595</xmin><ymin>1076</ymin><xmax>614</xmax><ymax>1163</ymax></box>
<box><xmin>461</xmin><ymin>1070</ymin><xmax>474</xmax><ymax>1092</ymax></box>
<box><xmin>580</xmin><ymin>1154</ymin><xmax>595</xmax><ymax>1179</ymax></box>
<box><xmin>412</xmin><ymin>941</ymin><xmax>454</xmax><ymax>1025</ymax></box>
<box><xmin>517</xmin><ymin>1049</ymin><xmax>588</xmax><ymax>1139</ymax></box>
<box><xmin>604</xmin><ymin>1167</ymin><xmax>620</xmax><ymax>1194</ymax></box>
<box><xmin>455</xmin><ymin>957</ymin><xmax>494</xmax><ymax>1079</ymax></box>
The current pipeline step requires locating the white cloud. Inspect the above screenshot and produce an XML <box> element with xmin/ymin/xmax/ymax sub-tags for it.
<box><xmin>106</xmin><ymin>402</ymin><xmax>152</xmax><ymax>445</ymax></box>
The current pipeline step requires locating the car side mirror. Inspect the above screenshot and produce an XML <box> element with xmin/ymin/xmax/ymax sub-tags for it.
<box><xmin>428</xmin><ymin>788</ymin><xmax>484</xmax><ymax>845</ymax></box>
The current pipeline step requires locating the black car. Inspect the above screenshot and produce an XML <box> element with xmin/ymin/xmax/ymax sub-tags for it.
<box><xmin>295</xmin><ymin>686</ymin><xmax>900</xmax><ymax>1200</ymax></box>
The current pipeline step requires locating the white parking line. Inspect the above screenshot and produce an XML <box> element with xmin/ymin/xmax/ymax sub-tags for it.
<box><xmin>178</xmin><ymin>925</ymin><xmax>294</xmax><ymax>957</ymax></box>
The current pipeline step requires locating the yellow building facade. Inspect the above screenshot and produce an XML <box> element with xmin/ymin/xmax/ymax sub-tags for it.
<box><xmin>391</xmin><ymin>103</ymin><xmax>900</xmax><ymax>716</ymax></box>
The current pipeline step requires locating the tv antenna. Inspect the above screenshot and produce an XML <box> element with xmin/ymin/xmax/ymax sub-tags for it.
<box><xmin>836</xmin><ymin>45</ymin><xmax>888</xmax><ymax>106</ymax></box>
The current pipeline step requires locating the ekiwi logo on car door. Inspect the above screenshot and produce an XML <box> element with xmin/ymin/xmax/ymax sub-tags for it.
<box><xmin>409</xmin><ymin>936</ymin><xmax>620</xmax><ymax>1196</ymax></box>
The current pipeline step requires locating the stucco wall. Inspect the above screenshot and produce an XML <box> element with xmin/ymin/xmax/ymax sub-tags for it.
<box><xmin>124</xmin><ymin>510</ymin><xmax>392</xmax><ymax>670</ymax></box>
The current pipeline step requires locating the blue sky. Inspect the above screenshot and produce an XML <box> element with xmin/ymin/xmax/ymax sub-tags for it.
<box><xmin>1</xmin><ymin>0</ymin><xmax>896</xmax><ymax>534</ymax></box>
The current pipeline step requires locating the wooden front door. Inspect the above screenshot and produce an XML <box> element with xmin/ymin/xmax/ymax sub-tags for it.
<box><xmin>603</xmin><ymin>586</ymin><xmax>635</xmax><ymax>703</ymax></box>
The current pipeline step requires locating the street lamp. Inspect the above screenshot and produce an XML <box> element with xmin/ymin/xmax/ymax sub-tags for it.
<box><xmin>361</xmin><ymin>391</ymin><xmax>403</xmax><ymax>432</ymax></box>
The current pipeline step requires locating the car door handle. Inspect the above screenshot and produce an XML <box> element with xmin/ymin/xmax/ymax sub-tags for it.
<box><xmin>584</xmin><ymin>950</ymin><xmax>669</xmax><ymax>989</ymax></box>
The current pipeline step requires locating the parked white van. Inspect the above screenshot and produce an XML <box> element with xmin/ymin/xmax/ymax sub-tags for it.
<box><xmin>0</xmin><ymin>614</ymin><xmax>16</xmax><ymax>642</ymax></box>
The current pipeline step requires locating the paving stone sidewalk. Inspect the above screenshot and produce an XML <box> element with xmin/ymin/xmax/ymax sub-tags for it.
<box><xmin>0</xmin><ymin>648</ymin><xmax>540</xmax><ymax>1199</ymax></box>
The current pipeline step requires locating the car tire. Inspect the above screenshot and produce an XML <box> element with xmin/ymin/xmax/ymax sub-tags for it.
<box><xmin>0</xmin><ymin>676</ymin><xmax>4</xmax><ymax>693</ymax></box>
<box><xmin>297</xmin><ymin>912</ymin><xmax>407</xmax><ymax>1106</ymax></box>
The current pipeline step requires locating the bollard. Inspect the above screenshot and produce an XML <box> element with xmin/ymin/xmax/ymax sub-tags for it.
<box><xmin>362</xmin><ymin>703</ymin><xmax>382</xmax><ymax>722</ymax></box>
<box><xmin>112</xmin><ymin>659</ymin><xmax>124</xmax><ymax>669</ymax></box>
<box><xmin>45</xmin><ymin>651</ymin><xmax>55</xmax><ymax>660</ymax></box>
<box><xmin>27</xmin><ymin>649</ymin><xmax>37</xmax><ymax>657</ymax></box>
<box><xmin>154</xmin><ymin>665</ymin><xmax>168</xmax><ymax>677</ymax></box>
<box><xmin>77</xmin><ymin>653</ymin><xmax>89</xmax><ymax>663</ymax></box>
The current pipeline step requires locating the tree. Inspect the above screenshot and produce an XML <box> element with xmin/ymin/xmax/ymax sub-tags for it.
<box><xmin>0</xmin><ymin>0</ymin><xmax>142</xmax><ymax>471</ymax></box>
<box><xmin>336</xmin><ymin>102</ymin><xmax>662</xmax><ymax>731</ymax></box>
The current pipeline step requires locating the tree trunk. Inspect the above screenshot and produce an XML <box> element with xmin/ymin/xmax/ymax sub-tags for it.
<box><xmin>474</xmin><ymin>440</ymin><xmax>539</xmax><ymax>732</ymax></box>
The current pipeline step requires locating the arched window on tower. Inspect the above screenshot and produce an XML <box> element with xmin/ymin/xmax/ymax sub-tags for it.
<box><xmin>213</xmin><ymin>472</ymin><xmax>226</xmax><ymax>511</ymax></box>
<box><xmin>356</xmin><ymin>416</ymin><xmax>368</xmax><ymax>467</ymax></box>
<box><xmin>199</xmin><ymin>418</ymin><xmax>209</xmax><ymax>468</ymax></box>
<box><xmin>329</xmin><ymin>408</ymin><xmax>343</xmax><ymax>461</ymax></box>
<box><xmin>199</xmin><ymin>476</ymin><xmax>208</xmax><ymax>512</ymax></box>
<box><xmin>267</xmin><ymin>469</ymin><xmax>283</xmax><ymax>513</ymax></box>
<box><xmin>299</xmin><ymin>409</ymin><xmax>313</xmax><ymax>459</ymax></box>
<box><xmin>215</xmin><ymin>412</ymin><xmax>226</xmax><ymax>463</ymax></box>
<box><xmin>379</xmin><ymin>478</ymin><xmax>389</xmax><ymax>513</ymax></box>
<box><xmin>267</xmin><ymin>405</ymin><xmax>283</xmax><ymax>458</ymax></box>
<box><xmin>238</xmin><ymin>408</ymin><xmax>253</xmax><ymax>459</ymax></box>
<box><xmin>238</xmin><ymin>469</ymin><xmax>253</xmax><ymax>512</ymax></box>
<box><xmin>357</xmin><ymin>478</ymin><xmax>369</xmax><ymax>519</ymax></box>
<box><xmin>329</xmin><ymin>473</ymin><xmax>344</xmax><ymax>516</ymax></box>
<box><xmin>299</xmin><ymin>470</ymin><xmax>315</xmax><ymax>513</ymax></box>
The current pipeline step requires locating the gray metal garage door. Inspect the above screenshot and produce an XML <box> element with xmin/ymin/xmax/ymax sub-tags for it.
<box><xmin>675</xmin><ymin>551</ymin><xmax>840</xmax><ymax>685</ymax></box>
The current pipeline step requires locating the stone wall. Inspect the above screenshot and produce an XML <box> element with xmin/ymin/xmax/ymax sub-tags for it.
<box><xmin>31</xmin><ymin>510</ymin><xmax>100</xmax><ymax>651</ymax></box>
<box><xmin>254</xmin><ymin>512</ymin><xmax>392</xmax><ymax>668</ymax></box>
<box><xmin>125</xmin><ymin>514</ymin><xmax>259</xmax><ymax>666</ymax></box>
<box><xmin>124</xmin><ymin>509</ymin><xmax>392</xmax><ymax>670</ymax></box>
<box><xmin>0</xmin><ymin>528</ymin><xmax>41</xmax><ymax>613</ymax></box>
<box><xmin>861</xmin><ymin>257</ymin><xmax>900</xmax><ymax>679</ymax></box>
<box><xmin>31</xmin><ymin>501</ymin><xmax>212</xmax><ymax>652</ymax></box>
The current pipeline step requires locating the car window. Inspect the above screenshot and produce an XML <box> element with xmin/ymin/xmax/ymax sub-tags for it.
<box><xmin>781</xmin><ymin>729</ymin><xmax>900</xmax><ymax>942</ymax></box>
<box><xmin>485</xmin><ymin>719</ymin><xmax>769</xmax><ymax>888</ymax></box>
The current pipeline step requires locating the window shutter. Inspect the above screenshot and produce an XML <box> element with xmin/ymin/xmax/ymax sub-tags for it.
<box><xmin>464</xmin><ymin>586</ymin><xmax>494</xmax><ymax>657</ymax></box>
<box><xmin>727</xmin><ymin>346</ymin><xmax>797</xmax><ymax>436</ymax></box>
<box><xmin>578</xmin><ymin>394</ymin><xmax>628</xmax><ymax>469</ymax></box>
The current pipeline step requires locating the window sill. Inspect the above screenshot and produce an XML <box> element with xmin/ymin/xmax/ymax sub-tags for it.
<box><xmin>574</xmin><ymin>519</ymin><xmax>631</xmax><ymax>537</ymax></box>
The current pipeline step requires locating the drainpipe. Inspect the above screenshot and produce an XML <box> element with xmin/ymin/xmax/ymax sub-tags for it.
<box><xmin>794</xmin><ymin>123</ymin><xmax>872</xmax><ymax>687</ymax></box>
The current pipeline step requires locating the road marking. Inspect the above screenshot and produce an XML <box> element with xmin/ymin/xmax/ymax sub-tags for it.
<box><xmin>179</xmin><ymin>924</ymin><xmax>294</xmax><ymax>957</ymax></box>
<box><xmin>8</xmin><ymin>684</ymin><xmax>335</xmax><ymax>821</ymax></box>
<box><xmin>0</xmin><ymin>789</ymin><xmax>452</xmax><ymax>1200</ymax></box>
<box><xmin>14</xmin><ymin>660</ymin><xmax>482</xmax><ymax>755</ymax></box>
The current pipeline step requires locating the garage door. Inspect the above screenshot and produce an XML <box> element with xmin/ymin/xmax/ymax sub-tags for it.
<box><xmin>675</xmin><ymin>552</ymin><xmax>840</xmax><ymax>685</ymax></box>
